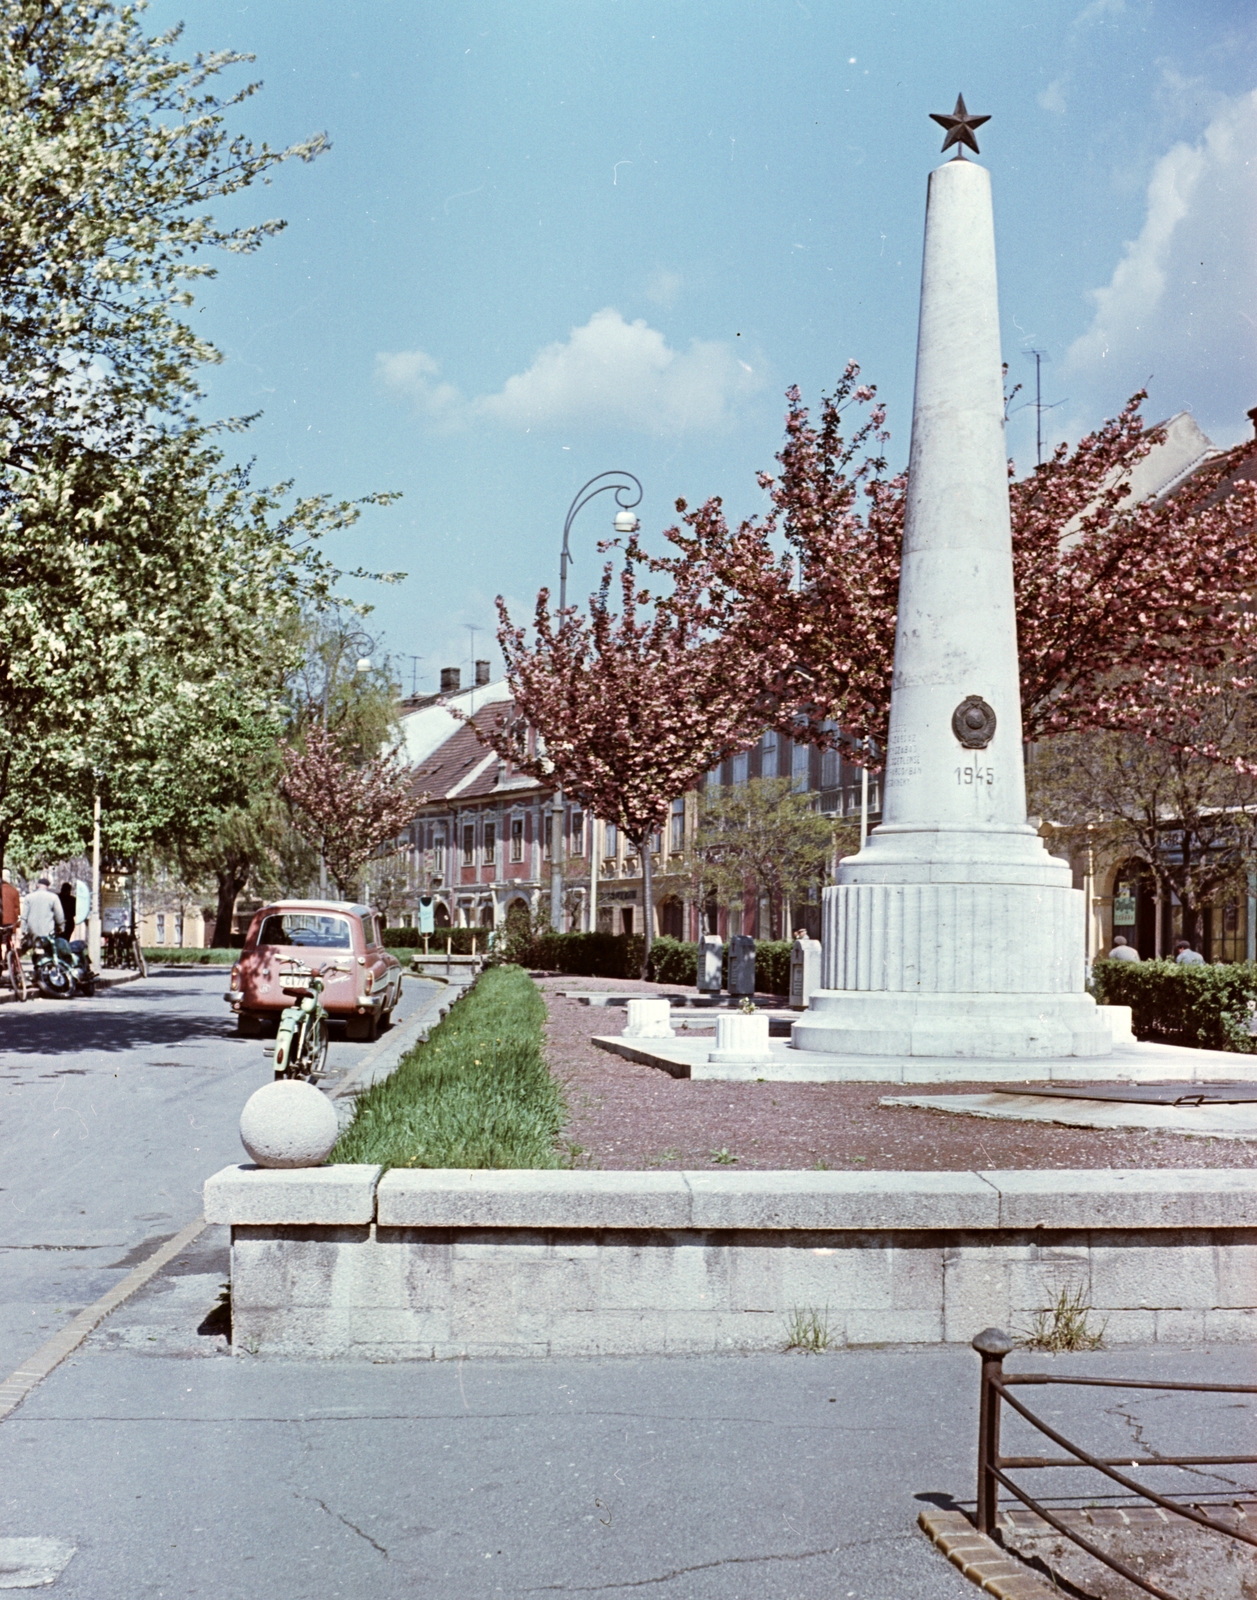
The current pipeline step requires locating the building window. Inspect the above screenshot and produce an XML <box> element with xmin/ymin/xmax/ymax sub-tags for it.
<box><xmin>483</xmin><ymin>823</ymin><xmax>496</xmax><ymax>865</ymax></box>
<box><xmin>543</xmin><ymin>814</ymin><xmax>552</xmax><ymax>860</ymax></box>
<box><xmin>670</xmin><ymin>797</ymin><xmax>685</xmax><ymax>853</ymax></box>
<box><xmin>761</xmin><ymin>729</ymin><xmax>778</xmax><ymax>779</ymax></box>
<box><xmin>462</xmin><ymin>825</ymin><xmax>475</xmax><ymax>866</ymax></box>
<box><xmin>510</xmin><ymin>818</ymin><xmax>523</xmax><ymax>861</ymax></box>
<box><xmin>821</xmin><ymin>747</ymin><xmax>840</xmax><ymax>788</ymax></box>
<box><xmin>434</xmin><ymin>835</ymin><xmax>445</xmax><ymax>876</ymax></box>
<box><xmin>604</xmin><ymin>822</ymin><xmax>618</xmax><ymax>858</ymax></box>
<box><xmin>569</xmin><ymin>811</ymin><xmax>584</xmax><ymax>856</ymax></box>
<box><xmin>155</xmin><ymin>913</ymin><xmax>166</xmax><ymax>945</ymax></box>
<box><xmin>402</xmin><ymin>913</ymin><xmax>413</xmax><ymax>928</ymax></box>
<box><xmin>650</xmin><ymin>827</ymin><xmax>662</xmax><ymax>853</ymax></box>
<box><xmin>731</xmin><ymin>750</ymin><xmax>749</xmax><ymax>786</ymax></box>
<box><xmin>792</xmin><ymin>740</ymin><xmax>810</xmax><ymax>791</ymax></box>
<box><xmin>174</xmin><ymin>914</ymin><xmax>183</xmax><ymax>948</ymax></box>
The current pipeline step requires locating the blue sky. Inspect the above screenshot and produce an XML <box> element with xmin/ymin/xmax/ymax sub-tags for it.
<box><xmin>146</xmin><ymin>0</ymin><xmax>1257</xmax><ymax>694</ymax></box>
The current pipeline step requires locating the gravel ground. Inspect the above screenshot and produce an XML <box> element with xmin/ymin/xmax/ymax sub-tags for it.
<box><xmin>536</xmin><ymin>974</ymin><xmax>1257</xmax><ymax>1171</ymax></box>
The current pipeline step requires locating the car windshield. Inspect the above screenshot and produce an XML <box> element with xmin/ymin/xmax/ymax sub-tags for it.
<box><xmin>256</xmin><ymin>913</ymin><xmax>352</xmax><ymax>950</ymax></box>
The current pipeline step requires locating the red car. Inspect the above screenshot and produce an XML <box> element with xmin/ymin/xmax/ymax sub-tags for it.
<box><xmin>225</xmin><ymin>901</ymin><xmax>404</xmax><ymax>1041</ymax></box>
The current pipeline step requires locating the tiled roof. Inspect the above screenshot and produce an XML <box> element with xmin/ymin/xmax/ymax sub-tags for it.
<box><xmin>409</xmin><ymin>700</ymin><xmax>545</xmax><ymax>807</ymax></box>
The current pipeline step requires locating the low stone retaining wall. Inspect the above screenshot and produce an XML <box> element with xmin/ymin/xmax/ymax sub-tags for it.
<box><xmin>203</xmin><ymin>1166</ymin><xmax>1257</xmax><ymax>1359</ymax></box>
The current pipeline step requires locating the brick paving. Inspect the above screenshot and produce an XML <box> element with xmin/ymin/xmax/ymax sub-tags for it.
<box><xmin>538</xmin><ymin>974</ymin><xmax>1257</xmax><ymax>1172</ymax></box>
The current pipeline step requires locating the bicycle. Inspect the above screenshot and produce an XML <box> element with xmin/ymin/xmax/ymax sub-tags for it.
<box><xmin>0</xmin><ymin>922</ymin><xmax>27</xmax><ymax>1001</ymax></box>
<box><xmin>102</xmin><ymin>929</ymin><xmax>147</xmax><ymax>977</ymax></box>
<box><xmin>273</xmin><ymin>963</ymin><xmax>331</xmax><ymax>1081</ymax></box>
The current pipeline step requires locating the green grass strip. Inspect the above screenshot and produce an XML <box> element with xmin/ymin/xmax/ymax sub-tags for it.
<box><xmin>331</xmin><ymin>964</ymin><xmax>564</xmax><ymax>1171</ymax></box>
<box><xmin>142</xmin><ymin>948</ymin><xmax>241</xmax><ymax>964</ymax></box>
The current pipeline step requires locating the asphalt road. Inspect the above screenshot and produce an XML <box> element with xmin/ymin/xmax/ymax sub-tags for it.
<box><xmin>0</xmin><ymin>968</ymin><xmax>441</xmax><ymax>1381</ymax></box>
<box><xmin>1</xmin><ymin>971</ymin><xmax>1255</xmax><ymax>1598</ymax></box>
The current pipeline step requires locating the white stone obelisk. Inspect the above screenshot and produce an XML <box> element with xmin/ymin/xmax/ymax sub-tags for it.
<box><xmin>794</xmin><ymin>153</ymin><xmax>1111</xmax><ymax>1058</ymax></box>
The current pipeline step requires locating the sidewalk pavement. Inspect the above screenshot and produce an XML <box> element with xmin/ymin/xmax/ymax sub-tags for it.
<box><xmin>2</xmin><ymin>1212</ymin><xmax>1254</xmax><ymax>1600</ymax></box>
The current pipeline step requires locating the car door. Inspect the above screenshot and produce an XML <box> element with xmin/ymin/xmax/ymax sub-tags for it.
<box><xmin>363</xmin><ymin>911</ymin><xmax>395</xmax><ymax>1009</ymax></box>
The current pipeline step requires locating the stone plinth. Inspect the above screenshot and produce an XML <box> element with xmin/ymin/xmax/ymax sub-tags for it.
<box><xmin>623</xmin><ymin>998</ymin><xmax>673</xmax><ymax>1038</ymax></box>
<box><xmin>708</xmin><ymin>1011</ymin><xmax>772</xmax><ymax>1064</ymax></box>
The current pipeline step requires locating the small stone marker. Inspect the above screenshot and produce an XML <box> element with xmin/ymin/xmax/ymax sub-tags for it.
<box><xmin>709</xmin><ymin>1011</ymin><xmax>773</xmax><ymax>1065</ymax></box>
<box><xmin>696</xmin><ymin>933</ymin><xmax>724</xmax><ymax>994</ymax></box>
<box><xmin>728</xmin><ymin>934</ymin><xmax>756</xmax><ymax>997</ymax></box>
<box><xmin>240</xmin><ymin>1079</ymin><xmax>340</xmax><ymax>1169</ymax></box>
<box><xmin>623</xmin><ymin>997</ymin><xmax>674</xmax><ymax>1038</ymax></box>
<box><xmin>789</xmin><ymin>935</ymin><xmax>822</xmax><ymax>1011</ymax></box>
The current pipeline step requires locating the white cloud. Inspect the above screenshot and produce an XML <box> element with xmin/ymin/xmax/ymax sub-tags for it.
<box><xmin>378</xmin><ymin>309</ymin><xmax>761</xmax><ymax>436</ymax></box>
<box><xmin>1038</xmin><ymin>78</ymin><xmax>1067</xmax><ymax>115</ymax></box>
<box><xmin>1063</xmin><ymin>88</ymin><xmax>1257</xmax><ymax>441</ymax></box>
<box><xmin>373</xmin><ymin>349</ymin><xmax>464</xmax><ymax>424</ymax></box>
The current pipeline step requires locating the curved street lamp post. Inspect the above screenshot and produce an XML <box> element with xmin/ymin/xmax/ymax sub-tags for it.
<box><xmin>550</xmin><ymin>472</ymin><xmax>642</xmax><ymax>931</ymax></box>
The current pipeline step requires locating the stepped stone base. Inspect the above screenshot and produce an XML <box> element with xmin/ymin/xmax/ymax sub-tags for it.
<box><xmin>792</xmin><ymin>990</ymin><xmax>1113</xmax><ymax>1060</ymax></box>
<box><xmin>803</xmin><ymin>878</ymin><xmax>1112</xmax><ymax>1059</ymax></box>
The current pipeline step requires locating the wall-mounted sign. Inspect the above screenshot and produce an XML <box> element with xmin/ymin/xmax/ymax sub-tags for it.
<box><xmin>1113</xmin><ymin>884</ymin><xmax>1136</xmax><ymax>926</ymax></box>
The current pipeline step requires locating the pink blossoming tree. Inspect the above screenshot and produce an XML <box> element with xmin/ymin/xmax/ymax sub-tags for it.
<box><xmin>279</xmin><ymin>724</ymin><xmax>418</xmax><ymax>898</ymax></box>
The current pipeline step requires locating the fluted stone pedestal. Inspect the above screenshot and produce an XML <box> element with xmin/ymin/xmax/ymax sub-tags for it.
<box><xmin>794</xmin><ymin>149</ymin><xmax>1111</xmax><ymax>1062</ymax></box>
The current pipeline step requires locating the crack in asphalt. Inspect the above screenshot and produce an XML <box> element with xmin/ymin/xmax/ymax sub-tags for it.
<box><xmin>309</xmin><ymin>1496</ymin><xmax>389</xmax><ymax>1558</ymax></box>
<box><xmin>523</xmin><ymin>1529</ymin><xmax>906</xmax><ymax>1591</ymax></box>
<box><xmin>1109</xmin><ymin>1398</ymin><xmax>1245</xmax><ymax>1491</ymax></box>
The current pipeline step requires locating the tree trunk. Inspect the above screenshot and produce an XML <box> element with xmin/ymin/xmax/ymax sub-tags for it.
<box><xmin>639</xmin><ymin>832</ymin><xmax>654</xmax><ymax>979</ymax></box>
<box><xmin>212</xmin><ymin>853</ymin><xmax>250</xmax><ymax>948</ymax></box>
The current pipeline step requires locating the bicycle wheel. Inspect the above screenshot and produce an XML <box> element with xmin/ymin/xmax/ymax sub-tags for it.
<box><xmin>7</xmin><ymin>944</ymin><xmax>26</xmax><ymax>1001</ymax></box>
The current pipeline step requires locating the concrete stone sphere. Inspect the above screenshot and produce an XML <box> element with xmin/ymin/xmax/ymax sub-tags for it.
<box><xmin>240</xmin><ymin>1079</ymin><xmax>339</xmax><ymax>1169</ymax></box>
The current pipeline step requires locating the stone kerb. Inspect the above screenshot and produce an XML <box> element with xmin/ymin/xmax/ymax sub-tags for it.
<box><xmin>208</xmin><ymin>1165</ymin><xmax>1257</xmax><ymax>1360</ymax></box>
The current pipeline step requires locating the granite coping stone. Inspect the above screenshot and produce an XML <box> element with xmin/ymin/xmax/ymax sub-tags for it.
<box><xmin>977</xmin><ymin>1167</ymin><xmax>1257</xmax><ymax>1230</ymax></box>
<box><xmin>204</xmin><ymin>1163</ymin><xmax>382</xmax><ymax>1225</ymax></box>
<box><xmin>203</xmin><ymin>1164</ymin><xmax>1257</xmax><ymax>1232</ymax></box>
<box><xmin>376</xmin><ymin>1169</ymin><xmax>692</xmax><ymax>1229</ymax></box>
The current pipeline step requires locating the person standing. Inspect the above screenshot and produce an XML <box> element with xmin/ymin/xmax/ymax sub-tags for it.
<box><xmin>1174</xmin><ymin>939</ymin><xmax>1205</xmax><ymax>966</ymax></box>
<box><xmin>58</xmin><ymin>881</ymin><xmax>75</xmax><ymax>939</ymax></box>
<box><xmin>1</xmin><ymin>870</ymin><xmax>20</xmax><ymax>930</ymax></box>
<box><xmin>1107</xmin><ymin>935</ymin><xmax>1141</xmax><ymax>962</ymax></box>
<box><xmin>23</xmin><ymin>879</ymin><xmax>65</xmax><ymax>942</ymax></box>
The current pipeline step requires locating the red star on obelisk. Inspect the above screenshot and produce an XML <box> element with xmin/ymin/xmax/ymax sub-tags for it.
<box><xmin>929</xmin><ymin>93</ymin><xmax>991</xmax><ymax>157</ymax></box>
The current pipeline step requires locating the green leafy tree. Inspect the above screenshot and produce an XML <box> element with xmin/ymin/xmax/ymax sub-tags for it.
<box><xmin>1028</xmin><ymin>685</ymin><xmax>1257</xmax><ymax>949</ymax></box>
<box><xmin>692</xmin><ymin>776</ymin><xmax>839</xmax><ymax>940</ymax></box>
<box><xmin>0</xmin><ymin>2</ymin><xmax>326</xmax><ymax>469</ymax></box>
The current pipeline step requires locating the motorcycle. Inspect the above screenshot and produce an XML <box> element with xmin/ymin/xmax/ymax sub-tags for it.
<box><xmin>272</xmin><ymin>963</ymin><xmax>331</xmax><ymax>1080</ymax></box>
<box><xmin>30</xmin><ymin>935</ymin><xmax>95</xmax><ymax>999</ymax></box>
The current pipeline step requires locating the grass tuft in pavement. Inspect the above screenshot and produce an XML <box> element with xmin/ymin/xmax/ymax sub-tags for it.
<box><xmin>331</xmin><ymin>964</ymin><xmax>565</xmax><ymax>1170</ymax></box>
<box><xmin>1019</xmin><ymin>1284</ymin><xmax>1108</xmax><ymax>1352</ymax></box>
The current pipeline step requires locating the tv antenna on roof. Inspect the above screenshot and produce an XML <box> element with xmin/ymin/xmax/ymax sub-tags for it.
<box><xmin>407</xmin><ymin>654</ymin><xmax>423</xmax><ymax>697</ymax></box>
<box><xmin>1023</xmin><ymin>349</ymin><xmax>1066</xmax><ymax>466</ymax></box>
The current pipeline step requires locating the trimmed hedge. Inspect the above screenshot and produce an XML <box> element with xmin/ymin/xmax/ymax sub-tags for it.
<box><xmin>386</xmin><ymin>926</ymin><xmax>487</xmax><ymax>953</ymax></box>
<box><xmin>492</xmin><ymin>929</ymin><xmax>794</xmax><ymax>995</ymax></box>
<box><xmin>1092</xmin><ymin>957</ymin><xmax>1257</xmax><ymax>1053</ymax></box>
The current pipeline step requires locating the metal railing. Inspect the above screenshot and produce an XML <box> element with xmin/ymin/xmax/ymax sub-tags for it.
<box><xmin>973</xmin><ymin>1327</ymin><xmax>1257</xmax><ymax>1600</ymax></box>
